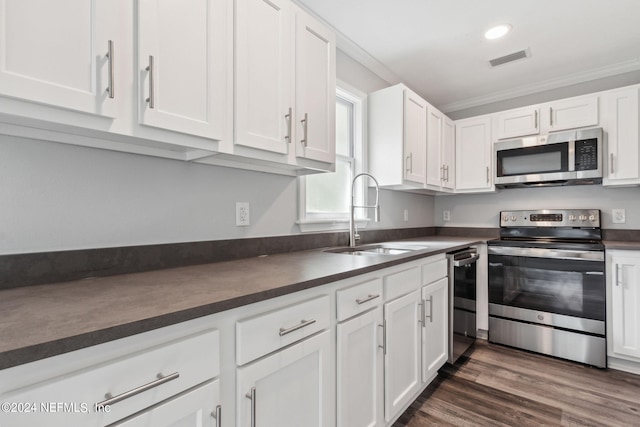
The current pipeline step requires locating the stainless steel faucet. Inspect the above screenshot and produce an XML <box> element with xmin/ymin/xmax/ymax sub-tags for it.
<box><xmin>349</xmin><ymin>173</ymin><xmax>380</xmax><ymax>247</ymax></box>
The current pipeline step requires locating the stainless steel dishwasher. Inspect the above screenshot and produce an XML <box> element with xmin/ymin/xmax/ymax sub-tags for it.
<box><xmin>447</xmin><ymin>248</ymin><xmax>479</xmax><ymax>364</ymax></box>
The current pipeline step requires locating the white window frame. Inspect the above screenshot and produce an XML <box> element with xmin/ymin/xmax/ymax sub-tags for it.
<box><xmin>297</xmin><ymin>81</ymin><xmax>369</xmax><ymax>232</ymax></box>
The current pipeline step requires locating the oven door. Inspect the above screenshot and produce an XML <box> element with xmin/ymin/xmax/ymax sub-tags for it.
<box><xmin>488</xmin><ymin>245</ymin><xmax>605</xmax><ymax>323</ymax></box>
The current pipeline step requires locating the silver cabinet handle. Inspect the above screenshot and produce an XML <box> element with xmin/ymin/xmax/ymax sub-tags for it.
<box><xmin>425</xmin><ymin>296</ymin><xmax>433</xmax><ymax>323</ymax></box>
<box><xmin>616</xmin><ymin>265</ymin><xmax>621</xmax><ymax>287</ymax></box>
<box><xmin>279</xmin><ymin>319</ymin><xmax>316</xmax><ymax>336</ymax></box>
<box><xmin>95</xmin><ymin>372</ymin><xmax>179</xmax><ymax>408</ymax></box>
<box><xmin>285</xmin><ymin>107</ymin><xmax>292</xmax><ymax>143</ymax></box>
<box><xmin>534</xmin><ymin>110</ymin><xmax>538</xmax><ymax>129</ymax></box>
<box><xmin>445</xmin><ymin>165</ymin><xmax>449</xmax><ymax>182</ymax></box>
<box><xmin>211</xmin><ymin>405</ymin><xmax>222</xmax><ymax>426</ymax></box>
<box><xmin>245</xmin><ymin>387</ymin><xmax>256</xmax><ymax>427</ymax></box>
<box><xmin>378</xmin><ymin>322</ymin><xmax>386</xmax><ymax>355</ymax></box>
<box><xmin>406</xmin><ymin>153</ymin><xmax>413</xmax><ymax>173</ymax></box>
<box><xmin>356</xmin><ymin>294</ymin><xmax>380</xmax><ymax>305</ymax></box>
<box><xmin>610</xmin><ymin>153</ymin><xmax>615</xmax><ymax>174</ymax></box>
<box><xmin>300</xmin><ymin>113</ymin><xmax>308</xmax><ymax>146</ymax></box>
<box><xmin>440</xmin><ymin>165</ymin><xmax>444</xmax><ymax>181</ymax></box>
<box><xmin>549</xmin><ymin>107</ymin><xmax>553</xmax><ymax>126</ymax></box>
<box><xmin>419</xmin><ymin>300</ymin><xmax>425</xmax><ymax>327</ymax></box>
<box><xmin>106</xmin><ymin>40</ymin><xmax>114</xmax><ymax>99</ymax></box>
<box><xmin>145</xmin><ymin>55</ymin><xmax>155</xmax><ymax>109</ymax></box>
<box><xmin>486</xmin><ymin>166</ymin><xmax>490</xmax><ymax>183</ymax></box>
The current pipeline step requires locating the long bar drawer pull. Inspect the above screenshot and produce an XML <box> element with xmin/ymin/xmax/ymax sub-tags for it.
<box><xmin>211</xmin><ymin>404</ymin><xmax>222</xmax><ymax>426</ymax></box>
<box><xmin>279</xmin><ymin>319</ymin><xmax>316</xmax><ymax>336</ymax></box>
<box><xmin>95</xmin><ymin>372</ymin><xmax>179</xmax><ymax>408</ymax></box>
<box><xmin>356</xmin><ymin>294</ymin><xmax>380</xmax><ymax>305</ymax></box>
<box><xmin>246</xmin><ymin>387</ymin><xmax>256</xmax><ymax>427</ymax></box>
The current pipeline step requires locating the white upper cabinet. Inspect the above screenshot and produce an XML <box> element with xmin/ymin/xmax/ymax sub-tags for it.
<box><xmin>293</xmin><ymin>8</ymin><xmax>336</xmax><ymax>164</ymax></box>
<box><xmin>540</xmin><ymin>94</ymin><xmax>599</xmax><ymax>133</ymax></box>
<box><xmin>494</xmin><ymin>105</ymin><xmax>540</xmax><ymax>139</ymax></box>
<box><xmin>603</xmin><ymin>87</ymin><xmax>640</xmax><ymax>187</ymax></box>
<box><xmin>369</xmin><ymin>84</ymin><xmax>427</xmax><ymax>190</ymax></box>
<box><xmin>404</xmin><ymin>89</ymin><xmax>428</xmax><ymax>185</ymax></box>
<box><xmin>137</xmin><ymin>0</ymin><xmax>228</xmax><ymax>140</ymax></box>
<box><xmin>235</xmin><ymin>0</ymin><xmax>292</xmax><ymax>155</ymax></box>
<box><xmin>0</xmin><ymin>0</ymin><xmax>121</xmax><ymax>118</ymax></box>
<box><xmin>426</xmin><ymin>106</ymin><xmax>455</xmax><ymax>191</ymax></box>
<box><xmin>455</xmin><ymin>115</ymin><xmax>494</xmax><ymax>193</ymax></box>
<box><xmin>233</xmin><ymin>1</ymin><xmax>335</xmax><ymax>169</ymax></box>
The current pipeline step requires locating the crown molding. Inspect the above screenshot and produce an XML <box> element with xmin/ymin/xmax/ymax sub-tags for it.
<box><xmin>440</xmin><ymin>58</ymin><xmax>640</xmax><ymax>113</ymax></box>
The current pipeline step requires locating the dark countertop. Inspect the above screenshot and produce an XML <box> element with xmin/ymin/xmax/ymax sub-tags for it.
<box><xmin>0</xmin><ymin>236</ymin><xmax>487</xmax><ymax>370</ymax></box>
<box><xmin>603</xmin><ymin>240</ymin><xmax>640</xmax><ymax>250</ymax></box>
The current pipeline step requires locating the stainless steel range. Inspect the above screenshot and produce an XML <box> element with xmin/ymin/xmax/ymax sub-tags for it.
<box><xmin>487</xmin><ymin>209</ymin><xmax>606</xmax><ymax>368</ymax></box>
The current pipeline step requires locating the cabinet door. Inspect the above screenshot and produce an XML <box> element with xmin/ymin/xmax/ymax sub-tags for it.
<box><xmin>114</xmin><ymin>380</ymin><xmax>220</xmax><ymax>427</ymax></box>
<box><xmin>337</xmin><ymin>308</ymin><xmax>383</xmax><ymax>427</ymax></box>
<box><xmin>455</xmin><ymin>116</ymin><xmax>493</xmax><ymax>192</ymax></box>
<box><xmin>235</xmin><ymin>0</ymin><xmax>291</xmax><ymax>154</ymax></box>
<box><xmin>403</xmin><ymin>89</ymin><xmax>427</xmax><ymax>185</ymax></box>
<box><xmin>543</xmin><ymin>95</ymin><xmax>598</xmax><ymax>132</ymax></box>
<box><xmin>441</xmin><ymin>116</ymin><xmax>456</xmax><ymax>190</ymax></box>
<box><xmin>421</xmin><ymin>278</ymin><xmax>449</xmax><ymax>383</ymax></box>
<box><xmin>237</xmin><ymin>331</ymin><xmax>331</xmax><ymax>427</ymax></box>
<box><xmin>603</xmin><ymin>87</ymin><xmax>640</xmax><ymax>186</ymax></box>
<box><xmin>495</xmin><ymin>106</ymin><xmax>540</xmax><ymax>139</ymax></box>
<box><xmin>610</xmin><ymin>253</ymin><xmax>640</xmax><ymax>359</ymax></box>
<box><xmin>426</xmin><ymin>106</ymin><xmax>443</xmax><ymax>187</ymax></box>
<box><xmin>0</xmin><ymin>0</ymin><xmax>120</xmax><ymax>117</ymax></box>
<box><xmin>294</xmin><ymin>9</ymin><xmax>336</xmax><ymax>164</ymax></box>
<box><xmin>384</xmin><ymin>290</ymin><xmax>421</xmax><ymax>422</ymax></box>
<box><xmin>138</xmin><ymin>0</ymin><xmax>228</xmax><ymax>140</ymax></box>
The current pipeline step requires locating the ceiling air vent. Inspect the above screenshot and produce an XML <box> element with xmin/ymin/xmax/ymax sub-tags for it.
<box><xmin>489</xmin><ymin>48</ymin><xmax>530</xmax><ymax>67</ymax></box>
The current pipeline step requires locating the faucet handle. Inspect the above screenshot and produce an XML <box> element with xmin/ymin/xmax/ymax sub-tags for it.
<box><xmin>354</xmin><ymin>223</ymin><xmax>360</xmax><ymax>242</ymax></box>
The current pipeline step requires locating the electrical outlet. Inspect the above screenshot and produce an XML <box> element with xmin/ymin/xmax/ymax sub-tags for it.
<box><xmin>236</xmin><ymin>202</ymin><xmax>250</xmax><ymax>226</ymax></box>
<box><xmin>612</xmin><ymin>208</ymin><xmax>626</xmax><ymax>224</ymax></box>
<box><xmin>404</xmin><ymin>209</ymin><xmax>409</xmax><ymax>221</ymax></box>
<box><xmin>443</xmin><ymin>210</ymin><xmax>451</xmax><ymax>221</ymax></box>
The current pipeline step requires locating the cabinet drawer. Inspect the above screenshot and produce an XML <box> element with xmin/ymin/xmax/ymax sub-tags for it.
<box><xmin>0</xmin><ymin>329</ymin><xmax>219</xmax><ymax>427</ymax></box>
<box><xmin>336</xmin><ymin>277</ymin><xmax>383</xmax><ymax>321</ymax></box>
<box><xmin>384</xmin><ymin>265</ymin><xmax>421</xmax><ymax>301</ymax></box>
<box><xmin>422</xmin><ymin>257</ymin><xmax>448</xmax><ymax>285</ymax></box>
<box><xmin>236</xmin><ymin>295</ymin><xmax>330</xmax><ymax>365</ymax></box>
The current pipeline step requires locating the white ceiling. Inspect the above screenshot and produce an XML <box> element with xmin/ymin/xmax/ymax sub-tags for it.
<box><xmin>296</xmin><ymin>0</ymin><xmax>640</xmax><ymax>113</ymax></box>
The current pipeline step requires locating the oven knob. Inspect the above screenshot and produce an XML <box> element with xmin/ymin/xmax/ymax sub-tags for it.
<box><xmin>589</xmin><ymin>215</ymin><xmax>596</xmax><ymax>221</ymax></box>
<box><xmin>502</xmin><ymin>215</ymin><xmax>509</xmax><ymax>222</ymax></box>
<box><xmin>569</xmin><ymin>215</ymin><xmax>576</xmax><ymax>221</ymax></box>
<box><xmin>511</xmin><ymin>215</ymin><xmax>517</xmax><ymax>221</ymax></box>
<box><xmin>579</xmin><ymin>215</ymin><xmax>587</xmax><ymax>221</ymax></box>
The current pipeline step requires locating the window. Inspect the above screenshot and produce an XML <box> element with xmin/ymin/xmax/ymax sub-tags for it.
<box><xmin>298</xmin><ymin>83</ymin><xmax>367</xmax><ymax>232</ymax></box>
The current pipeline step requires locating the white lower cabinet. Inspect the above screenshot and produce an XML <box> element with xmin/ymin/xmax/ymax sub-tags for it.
<box><xmin>383</xmin><ymin>289</ymin><xmax>422</xmax><ymax>422</ymax></box>
<box><xmin>337</xmin><ymin>307</ymin><xmax>384</xmax><ymax>427</ymax></box>
<box><xmin>0</xmin><ymin>328</ymin><xmax>220</xmax><ymax>427</ymax></box>
<box><xmin>236</xmin><ymin>331</ymin><xmax>331</xmax><ymax>427</ymax></box>
<box><xmin>607</xmin><ymin>250</ymin><xmax>640</xmax><ymax>367</ymax></box>
<box><xmin>114</xmin><ymin>380</ymin><xmax>220</xmax><ymax>427</ymax></box>
<box><xmin>421</xmin><ymin>277</ymin><xmax>449</xmax><ymax>383</ymax></box>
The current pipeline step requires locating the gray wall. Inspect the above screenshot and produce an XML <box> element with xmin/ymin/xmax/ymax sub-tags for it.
<box><xmin>434</xmin><ymin>185</ymin><xmax>640</xmax><ymax>229</ymax></box>
<box><xmin>0</xmin><ymin>50</ymin><xmax>435</xmax><ymax>255</ymax></box>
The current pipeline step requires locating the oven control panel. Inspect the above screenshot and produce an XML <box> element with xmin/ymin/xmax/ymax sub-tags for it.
<box><xmin>500</xmin><ymin>209</ymin><xmax>600</xmax><ymax>227</ymax></box>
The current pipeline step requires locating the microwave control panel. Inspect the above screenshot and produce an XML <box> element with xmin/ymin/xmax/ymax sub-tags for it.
<box><xmin>574</xmin><ymin>138</ymin><xmax>598</xmax><ymax>171</ymax></box>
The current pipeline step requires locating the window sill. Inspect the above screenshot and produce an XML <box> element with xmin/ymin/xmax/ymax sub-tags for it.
<box><xmin>296</xmin><ymin>218</ymin><xmax>370</xmax><ymax>233</ymax></box>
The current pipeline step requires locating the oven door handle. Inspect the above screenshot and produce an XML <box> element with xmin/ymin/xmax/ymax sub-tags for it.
<box><xmin>453</xmin><ymin>253</ymin><xmax>480</xmax><ymax>267</ymax></box>
<box><xmin>487</xmin><ymin>246</ymin><xmax>604</xmax><ymax>261</ymax></box>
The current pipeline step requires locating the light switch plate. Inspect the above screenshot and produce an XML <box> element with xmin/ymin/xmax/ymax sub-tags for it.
<box><xmin>612</xmin><ymin>208</ymin><xmax>626</xmax><ymax>224</ymax></box>
<box><xmin>443</xmin><ymin>210</ymin><xmax>451</xmax><ymax>221</ymax></box>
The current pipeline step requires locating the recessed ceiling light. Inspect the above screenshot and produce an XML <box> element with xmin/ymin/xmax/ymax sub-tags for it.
<box><xmin>485</xmin><ymin>24</ymin><xmax>512</xmax><ymax>40</ymax></box>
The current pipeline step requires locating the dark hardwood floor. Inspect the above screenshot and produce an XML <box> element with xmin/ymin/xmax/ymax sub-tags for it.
<box><xmin>394</xmin><ymin>341</ymin><xmax>640</xmax><ymax>426</ymax></box>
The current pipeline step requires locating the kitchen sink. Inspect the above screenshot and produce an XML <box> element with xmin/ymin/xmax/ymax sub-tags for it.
<box><xmin>325</xmin><ymin>243</ymin><xmax>429</xmax><ymax>256</ymax></box>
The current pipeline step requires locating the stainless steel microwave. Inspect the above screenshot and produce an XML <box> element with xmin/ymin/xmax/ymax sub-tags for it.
<box><xmin>494</xmin><ymin>127</ymin><xmax>603</xmax><ymax>188</ymax></box>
